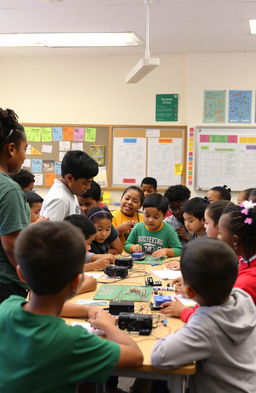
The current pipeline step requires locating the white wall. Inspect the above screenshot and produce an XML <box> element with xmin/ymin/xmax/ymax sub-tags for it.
<box><xmin>1</xmin><ymin>52</ymin><xmax>256</xmax><ymax>202</ymax></box>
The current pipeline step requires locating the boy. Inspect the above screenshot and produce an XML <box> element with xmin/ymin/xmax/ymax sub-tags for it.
<box><xmin>183</xmin><ymin>197</ymin><xmax>207</xmax><ymax>240</ymax></box>
<box><xmin>65</xmin><ymin>214</ymin><xmax>115</xmax><ymax>271</ymax></box>
<box><xmin>164</xmin><ymin>184</ymin><xmax>190</xmax><ymax>244</ymax></box>
<box><xmin>24</xmin><ymin>190</ymin><xmax>44</xmax><ymax>223</ymax></box>
<box><xmin>140</xmin><ymin>177</ymin><xmax>157</xmax><ymax>198</ymax></box>
<box><xmin>41</xmin><ymin>150</ymin><xmax>98</xmax><ymax>221</ymax></box>
<box><xmin>124</xmin><ymin>193</ymin><xmax>182</xmax><ymax>258</ymax></box>
<box><xmin>0</xmin><ymin>221</ymin><xmax>143</xmax><ymax>392</ymax></box>
<box><xmin>10</xmin><ymin>168</ymin><xmax>35</xmax><ymax>191</ymax></box>
<box><xmin>152</xmin><ymin>238</ymin><xmax>256</xmax><ymax>393</ymax></box>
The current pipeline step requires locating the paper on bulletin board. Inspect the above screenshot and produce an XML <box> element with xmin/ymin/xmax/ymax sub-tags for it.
<box><xmin>85</xmin><ymin>128</ymin><xmax>96</xmax><ymax>142</ymax></box>
<box><xmin>112</xmin><ymin>137</ymin><xmax>146</xmax><ymax>185</ymax></box>
<box><xmin>23</xmin><ymin>159</ymin><xmax>31</xmax><ymax>168</ymax></box>
<box><xmin>42</xmin><ymin>144</ymin><xmax>53</xmax><ymax>154</ymax></box>
<box><xmin>94</xmin><ymin>166</ymin><xmax>108</xmax><ymax>187</ymax></box>
<box><xmin>34</xmin><ymin>173</ymin><xmax>43</xmax><ymax>186</ymax></box>
<box><xmin>147</xmin><ymin>138</ymin><xmax>183</xmax><ymax>186</ymax></box>
<box><xmin>102</xmin><ymin>191</ymin><xmax>111</xmax><ymax>204</ymax></box>
<box><xmin>31</xmin><ymin>146</ymin><xmax>42</xmax><ymax>155</ymax></box>
<box><xmin>71</xmin><ymin>142</ymin><xmax>83</xmax><ymax>151</ymax></box>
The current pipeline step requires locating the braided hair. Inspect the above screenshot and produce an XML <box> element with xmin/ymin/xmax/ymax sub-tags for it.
<box><xmin>222</xmin><ymin>203</ymin><xmax>256</xmax><ymax>261</ymax></box>
<box><xmin>0</xmin><ymin>108</ymin><xmax>25</xmax><ymax>151</ymax></box>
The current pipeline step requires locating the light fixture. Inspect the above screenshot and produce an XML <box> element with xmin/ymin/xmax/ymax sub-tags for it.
<box><xmin>249</xmin><ymin>20</ymin><xmax>256</xmax><ymax>34</ymax></box>
<box><xmin>0</xmin><ymin>32</ymin><xmax>141</xmax><ymax>47</ymax></box>
<box><xmin>125</xmin><ymin>0</ymin><xmax>160</xmax><ymax>84</ymax></box>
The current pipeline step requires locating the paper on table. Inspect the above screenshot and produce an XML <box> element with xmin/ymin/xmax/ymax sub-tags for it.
<box><xmin>71</xmin><ymin>321</ymin><xmax>104</xmax><ymax>336</ymax></box>
<box><xmin>175</xmin><ymin>294</ymin><xmax>197</xmax><ymax>308</ymax></box>
<box><xmin>76</xmin><ymin>299</ymin><xmax>108</xmax><ymax>306</ymax></box>
<box><xmin>84</xmin><ymin>272</ymin><xmax>104</xmax><ymax>279</ymax></box>
<box><xmin>151</xmin><ymin>269</ymin><xmax>182</xmax><ymax>280</ymax></box>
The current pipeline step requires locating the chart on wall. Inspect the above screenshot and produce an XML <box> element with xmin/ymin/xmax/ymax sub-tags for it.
<box><xmin>195</xmin><ymin>127</ymin><xmax>256</xmax><ymax>191</ymax></box>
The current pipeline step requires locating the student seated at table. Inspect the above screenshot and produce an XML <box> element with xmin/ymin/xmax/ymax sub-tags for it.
<box><xmin>41</xmin><ymin>150</ymin><xmax>98</xmax><ymax>221</ymax></box>
<box><xmin>140</xmin><ymin>177</ymin><xmax>157</xmax><ymax>198</ymax></box>
<box><xmin>206</xmin><ymin>184</ymin><xmax>231</xmax><ymax>203</ymax></box>
<box><xmin>0</xmin><ymin>221</ymin><xmax>143</xmax><ymax>393</ymax></box>
<box><xmin>78</xmin><ymin>180</ymin><xmax>105</xmax><ymax>215</ymax></box>
<box><xmin>183</xmin><ymin>197</ymin><xmax>208</xmax><ymax>241</ymax></box>
<box><xmin>65</xmin><ymin>214</ymin><xmax>115</xmax><ymax>271</ymax></box>
<box><xmin>164</xmin><ymin>184</ymin><xmax>190</xmax><ymax>245</ymax></box>
<box><xmin>112</xmin><ymin>186</ymin><xmax>144</xmax><ymax>247</ymax></box>
<box><xmin>124</xmin><ymin>193</ymin><xmax>182</xmax><ymax>258</ymax></box>
<box><xmin>24</xmin><ymin>190</ymin><xmax>44</xmax><ymax>223</ymax></box>
<box><xmin>151</xmin><ymin>238</ymin><xmax>256</xmax><ymax>393</ymax></box>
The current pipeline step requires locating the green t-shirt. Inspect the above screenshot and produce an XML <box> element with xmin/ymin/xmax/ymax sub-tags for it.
<box><xmin>124</xmin><ymin>222</ymin><xmax>182</xmax><ymax>256</ymax></box>
<box><xmin>0</xmin><ymin>296</ymin><xmax>120</xmax><ymax>393</ymax></box>
<box><xmin>0</xmin><ymin>173</ymin><xmax>30</xmax><ymax>287</ymax></box>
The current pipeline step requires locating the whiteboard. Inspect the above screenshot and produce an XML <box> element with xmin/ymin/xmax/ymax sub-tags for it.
<box><xmin>195</xmin><ymin>127</ymin><xmax>256</xmax><ymax>191</ymax></box>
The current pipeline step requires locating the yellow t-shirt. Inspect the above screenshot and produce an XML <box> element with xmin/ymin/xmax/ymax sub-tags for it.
<box><xmin>112</xmin><ymin>210</ymin><xmax>144</xmax><ymax>247</ymax></box>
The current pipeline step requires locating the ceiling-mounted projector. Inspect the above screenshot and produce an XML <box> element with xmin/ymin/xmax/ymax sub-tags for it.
<box><xmin>125</xmin><ymin>57</ymin><xmax>160</xmax><ymax>83</ymax></box>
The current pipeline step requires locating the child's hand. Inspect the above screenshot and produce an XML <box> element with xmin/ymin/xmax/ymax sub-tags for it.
<box><xmin>31</xmin><ymin>216</ymin><xmax>49</xmax><ymax>224</ymax></box>
<box><xmin>93</xmin><ymin>258</ymin><xmax>112</xmax><ymax>270</ymax></box>
<box><xmin>117</xmin><ymin>221</ymin><xmax>134</xmax><ymax>234</ymax></box>
<box><xmin>78</xmin><ymin>276</ymin><xmax>97</xmax><ymax>294</ymax></box>
<box><xmin>176</xmin><ymin>226</ymin><xmax>189</xmax><ymax>241</ymax></box>
<box><xmin>130</xmin><ymin>244</ymin><xmax>143</xmax><ymax>253</ymax></box>
<box><xmin>172</xmin><ymin>277</ymin><xmax>186</xmax><ymax>295</ymax></box>
<box><xmin>167</xmin><ymin>260</ymin><xmax>180</xmax><ymax>270</ymax></box>
<box><xmin>86</xmin><ymin>306</ymin><xmax>102</xmax><ymax>320</ymax></box>
<box><xmin>160</xmin><ymin>298</ymin><xmax>185</xmax><ymax>318</ymax></box>
<box><xmin>152</xmin><ymin>248</ymin><xmax>169</xmax><ymax>258</ymax></box>
<box><xmin>89</xmin><ymin>311</ymin><xmax>116</xmax><ymax>330</ymax></box>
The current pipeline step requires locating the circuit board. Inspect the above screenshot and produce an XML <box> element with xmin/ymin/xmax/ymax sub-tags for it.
<box><xmin>134</xmin><ymin>256</ymin><xmax>165</xmax><ymax>265</ymax></box>
<box><xmin>93</xmin><ymin>285</ymin><xmax>152</xmax><ymax>302</ymax></box>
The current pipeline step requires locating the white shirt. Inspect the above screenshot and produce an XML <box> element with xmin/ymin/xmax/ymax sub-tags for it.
<box><xmin>40</xmin><ymin>179</ymin><xmax>80</xmax><ymax>221</ymax></box>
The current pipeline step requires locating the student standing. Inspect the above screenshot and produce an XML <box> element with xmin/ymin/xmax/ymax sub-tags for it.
<box><xmin>0</xmin><ymin>108</ymin><xmax>30</xmax><ymax>303</ymax></box>
<box><xmin>41</xmin><ymin>150</ymin><xmax>98</xmax><ymax>221</ymax></box>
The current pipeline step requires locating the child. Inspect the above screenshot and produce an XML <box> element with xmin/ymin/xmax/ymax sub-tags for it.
<box><xmin>206</xmin><ymin>184</ymin><xmax>231</xmax><ymax>203</ymax></box>
<box><xmin>24</xmin><ymin>190</ymin><xmax>44</xmax><ymax>223</ymax></box>
<box><xmin>65</xmin><ymin>214</ymin><xmax>115</xmax><ymax>271</ymax></box>
<box><xmin>87</xmin><ymin>207</ymin><xmax>122</xmax><ymax>255</ymax></box>
<box><xmin>237</xmin><ymin>188</ymin><xmax>254</xmax><ymax>204</ymax></box>
<box><xmin>0</xmin><ymin>108</ymin><xmax>30</xmax><ymax>303</ymax></box>
<box><xmin>10</xmin><ymin>168</ymin><xmax>35</xmax><ymax>191</ymax></box>
<box><xmin>183</xmin><ymin>197</ymin><xmax>208</xmax><ymax>240</ymax></box>
<box><xmin>140</xmin><ymin>177</ymin><xmax>157</xmax><ymax>197</ymax></box>
<box><xmin>112</xmin><ymin>186</ymin><xmax>144</xmax><ymax>246</ymax></box>
<box><xmin>41</xmin><ymin>150</ymin><xmax>98</xmax><ymax>221</ymax></box>
<box><xmin>204</xmin><ymin>200</ymin><xmax>233</xmax><ymax>238</ymax></box>
<box><xmin>124</xmin><ymin>193</ymin><xmax>182</xmax><ymax>258</ymax></box>
<box><xmin>0</xmin><ymin>220</ymin><xmax>143</xmax><ymax>392</ymax></box>
<box><xmin>78</xmin><ymin>180</ymin><xmax>103</xmax><ymax>214</ymax></box>
<box><xmin>164</xmin><ymin>184</ymin><xmax>190</xmax><ymax>244</ymax></box>
<box><xmin>152</xmin><ymin>238</ymin><xmax>256</xmax><ymax>393</ymax></box>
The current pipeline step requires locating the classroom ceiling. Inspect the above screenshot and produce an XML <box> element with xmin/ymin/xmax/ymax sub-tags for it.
<box><xmin>0</xmin><ymin>0</ymin><xmax>256</xmax><ymax>56</ymax></box>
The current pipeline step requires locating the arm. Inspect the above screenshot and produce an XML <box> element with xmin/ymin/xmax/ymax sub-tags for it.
<box><xmin>151</xmin><ymin>312</ymin><xmax>211</xmax><ymax>369</ymax></box>
<box><xmin>107</xmin><ymin>226</ymin><xmax>123</xmax><ymax>254</ymax></box>
<box><xmin>89</xmin><ymin>312</ymin><xmax>143</xmax><ymax>368</ymax></box>
<box><xmin>124</xmin><ymin>225</ymin><xmax>140</xmax><ymax>253</ymax></box>
<box><xmin>60</xmin><ymin>302</ymin><xmax>101</xmax><ymax>319</ymax></box>
<box><xmin>1</xmin><ymin>231</ymin><xmax>20</xmax><ymax>267</ymax></box>
<box><xmin>76</xmin><ymin>276</ymin><xmax>97</xmax><ymax>294</ymax></box>
<box><xmin>166</xmin><ymin>225</ymin><xmax>182</xmax><ymax>257</ymax></box>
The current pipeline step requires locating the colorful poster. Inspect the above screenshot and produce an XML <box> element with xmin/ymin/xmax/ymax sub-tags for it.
<box><xmin>30</xmin><ymin>127</ymin><xmax>42</xmax><ymax>142</ymax></box>
<box><xmin>228</xmin><ymin>90</ymin><xmax>252</xmax><ymax>123</ymax></box>
<box><xmin>41</xmin><ymin>127</ymin><xmax>52</xmax><ymax>142</ymax></box>
<box><xmin>90</xmin><ymin>145</ymin><xmax>105</xmax><ymax>166</ymax></box>
<box><xmin>155</xmin><ymin>94</ymin><xmax>178</xmax><ymax>121</ymax></box>
<box><xmin>203</xmin><ymin>90</ymin><xmax>226</xmax><ymax>123</ymax></box>
<box><xmin>85</xmin><ymin>128</ymin><xmax>96</xmax><ymax>142</ymax></box>
<box><xmin>63</xmin><ymin>127</ymin><xmax>74</xmax><ymax>141</ymax></box>
<box><xmin>74</xmin><ymin>127</ymin><xmax>84</xmax><ymax>141</ymax></box>
<box><xmin>32</xmin><ymin>159</ymin><xmax>43</xmax><ymax>173</ymax></box>
<box><xmin>54</xmin><ymin>162</ymin><xmax>61</xmax><ymax>175</ymax></box>
<box><xmin>43</xmin><ymin>160</ymin><xmax>54</xmax><ymax>173</ymax></box>
<box><xmin>44</xmin><ymin>173</ymin><xmax>56</xmax><ymax>187</ymax></box>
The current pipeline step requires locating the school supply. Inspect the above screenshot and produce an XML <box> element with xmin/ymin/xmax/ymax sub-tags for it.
<box><xmin>93</xmin><ymin>285</ymin><xmax>152</xmax><ymax>302</ymax></box>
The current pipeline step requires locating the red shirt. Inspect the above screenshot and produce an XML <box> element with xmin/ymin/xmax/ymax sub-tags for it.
<box><xmin>180</xmin><ymin>254</ymin><xmax>256</xmax><ymax>323</ymax></box>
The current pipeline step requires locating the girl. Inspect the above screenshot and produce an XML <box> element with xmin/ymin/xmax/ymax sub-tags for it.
<box><xmin>163</xmin><ymin>201</ymin><xmax>256</xmax><ymax>321</ymax></box>
<box><xmin>112</xmin><ymin>186</ymin><xmax>144</xmax><ymax>246</ymax></box>
<box><xmin>204</xmin><ymin>200</ymin><xmax>233</xmax><ymax>238</ymax></box>
<box><xmin>87</xmin><ymin>207</ymin><xmax>122</xmax><ymax>255</ymax></box>
<box><xmin>206</xmin><ymin>184</ymin><xmax>231</xmax><ymax>203</ymax></box>
<box><xmin>0</xmin><ymin>108</ymin><xmax>30</xmax><ymax>303</ymax></box>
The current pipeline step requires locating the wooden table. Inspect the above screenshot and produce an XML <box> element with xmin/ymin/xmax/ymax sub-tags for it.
<box><xmin>65</xmin><ymin>258</ymin><xmax>196</xmax><ymax>393</ymax></box>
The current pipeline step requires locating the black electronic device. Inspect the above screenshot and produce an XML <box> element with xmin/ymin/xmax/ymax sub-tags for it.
<box><xmin>118</xmin><ymin>313</ymin><xmax>152</xmax><ymax>334</ymax></box>
<box><xmin>115</xmin><ymin>256</ymin><xmax>133</xmax><ymax>269</ymax></box>
<box><xmin>145</xmin><ymin>277</ymin><xmax>162</xmax><ymax>287</ymax></box>
<box><xmin>150</xmin><ymin>302</ymin><xmax>162</xmax><ymax>311</ymax></box>
<box><xmin>109</xmin><ymin>300</ymin><xmax>134</xmax><ymax>315</ymax></box>
<box><xmin>104</xmin><ymin>265</ymin><xmax>128</xmax><ymax>278</ymax></box>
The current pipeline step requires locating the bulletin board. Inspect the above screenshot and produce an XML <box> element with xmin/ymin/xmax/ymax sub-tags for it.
<box><xmin>111</xmin><ymin>126</ymin><xmax>187</xmax><ymax>189</ymax></box>
<box><xmin>22</xmin><ymin>124</ymin><xmax>111</xmax><ymax>188</ymax></box>
<box><xmin>195</xmin><ymin>126</ymin><xmax>256</xmax><ymax>191</ymax></box>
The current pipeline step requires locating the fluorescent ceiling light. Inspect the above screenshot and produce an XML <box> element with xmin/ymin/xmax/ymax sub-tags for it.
<box><xmin>0</xmin><ymin>33</ymin><xmax>141</xmax><ymax>47</ymax></box>
<box><xmin>249</xmin><ymin>20</ymin><xmax>256</xmax><ymax>34</ymax></box>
